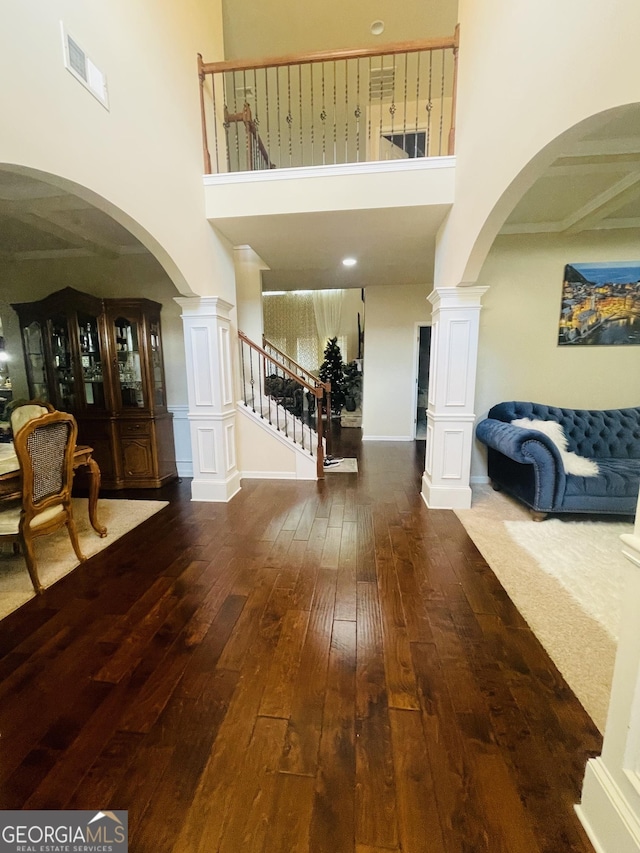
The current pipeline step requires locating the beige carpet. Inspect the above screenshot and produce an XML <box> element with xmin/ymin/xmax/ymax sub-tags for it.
<box><xmin>455</xmin><ymin>486</ymin><xmax>634</xmax><ymax>732</ymax></box>
<box><xmin>0</xmin><ymin>498</ymin><xmax>168</xmax><ymax>619</ymax></box>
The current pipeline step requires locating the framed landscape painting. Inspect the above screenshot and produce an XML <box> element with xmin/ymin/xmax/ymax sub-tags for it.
<box><xmin>558</xmin><ymin>261</ymin><xmax>640</xmax><ymax>345</ymax></box>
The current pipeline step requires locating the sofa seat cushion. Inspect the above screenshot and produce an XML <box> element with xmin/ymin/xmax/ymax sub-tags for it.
<box><xmin>561</xmin><ymin>457</ymin><xmax>640</xmax><ymax>513</ymax></box>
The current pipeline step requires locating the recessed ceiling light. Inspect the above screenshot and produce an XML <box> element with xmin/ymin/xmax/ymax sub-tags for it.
<box><xmin>342</xmin><ymin>257</ymin><xmax>357</xmax><ymax>267</ymax></box>
<box><xmin>370</xmin><ymin>20</ymin><xmax>385</xmax><ymax>36</ymax></box>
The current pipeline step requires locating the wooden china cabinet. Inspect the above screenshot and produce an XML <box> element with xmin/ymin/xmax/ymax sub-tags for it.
<box><xmin>12</xmin><ymin>287</ymin><xmax>177</xmax><ymax>490</ymax></box>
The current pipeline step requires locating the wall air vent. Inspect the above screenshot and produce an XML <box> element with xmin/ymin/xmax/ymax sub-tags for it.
<box><xmin>61</xmin><ymin>23</ymin><xmax>109</xmax><ymax>110</ymax></box>
<box><xmin>369</xmin><ymin>66</ymin><xmax>395</xmax><ymax>101</ymax></box>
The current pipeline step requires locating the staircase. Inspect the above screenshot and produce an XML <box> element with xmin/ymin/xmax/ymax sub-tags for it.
<box><xmin>237</xmin><ymin>332</ymin><xmax>332</xmax><ymax>479</ymax></box>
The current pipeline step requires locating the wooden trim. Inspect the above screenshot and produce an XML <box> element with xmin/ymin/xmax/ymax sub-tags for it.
<box><xmin>201</xmin><ymin>35</ymin><xmax>457</xmax><ymax>75</ymax></box>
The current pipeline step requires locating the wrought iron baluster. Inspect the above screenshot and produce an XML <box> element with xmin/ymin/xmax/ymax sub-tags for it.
<box><xmin>378</xmin><ymin>56</ymin><xmax>384</xmax><ymax>159</ymax></box>
<box><xmin>232</xmin><ymin>70</ymin><xmax>241</xmax><ymax>171</ymax></box>
<box><xmin>211</xmin><ymin>72</ymin><xmax>220</xmax><ymax>173</ymax></box>
<box><xmin>258</xmin><ymin>349</ymin><xmax>264</xmax><ymax>417</ymax></box>
<box><xmin>321</xmin><ymin>63</ymin><xmax>326</xmax><ymax>165</ymax></box>
<box><xmin>403</xmin><ymin>52</ymin><xmax>409</xmax><ymax>157</ymax></box>
<box><xmin>265</xmin><ymin>67</ymin><xmax>272</xmax><ymax>167</ymax></box>
<box><xmin>276</xmin><ymin>67</ymin><xmax>282</xmax><ymax>168</ymax></box>
<box><xmin>344</xmin><ymin>58</ymin><xmax>349</xmax><ymax>163</ymax></box>
<box><xmin>368</xmin><ymin>56</ymin><xmax>372</xmax><ymax>159</ymax></box>
<box><xmin>287</xmin><ymin>64</ymin><xmax>293</xmax><ymax>167</ymax></box>
<box><xmin>333</xmin><ymin>60</ymin><xmax>337</xmax><ymax>165</ymax></box>
<box><xmin>389</xmin><ymin>55</ymin><xmax>396</xmax><ymax>140</ymax></box>
<box><xmin>355</xmin><ymin>58</ymin><xmax>361</xmax><ymax>163</ymax></box>
<box><xmin>310</xmin><ymin>64</ymin><xmax>315</xmax><ymax>165</ymax></box>
<box><xmin>299</xmin><ymin>63</ymin><xmax>303</xmax><ymax>166</ymax></box>
<box><xmin>439</xmin><ymin>48</ymin><xmax>446</xmax><ymax>156</ymax></box>
<box><xmin>415</xmin><ymin>51</ymin><xmax>421</xmax><ymax>156</ymax></box>
<box><xmin>249</xmin><ymin>345</ymin><xmax>256</xmax><ymax>411</ymax></box>
<box><xmin>426</xmin><ymin>49</ymin><xmax>434</xmax><ymax>157</ymax></box>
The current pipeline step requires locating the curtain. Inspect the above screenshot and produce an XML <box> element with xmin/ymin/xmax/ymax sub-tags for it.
<box><xmin>312</xmin><ymin>289</ymin><xmax>345</xmax><ymax>348</ymax></box>
<box><xmin>263</xmin><ymin>292</ymin><xmax>319</xmax><ymax>371</ymax></box>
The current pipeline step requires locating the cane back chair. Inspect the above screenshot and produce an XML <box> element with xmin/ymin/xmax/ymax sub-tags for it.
<box><xmin>0</xmin><ymin>410</ymin><xmax>86</xmax><ymax>594</ymax></box>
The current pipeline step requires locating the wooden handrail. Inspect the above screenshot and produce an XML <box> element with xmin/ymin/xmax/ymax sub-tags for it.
<box><xmin>262</xmin><ymin>335</ymin><xmax>328</xmax><ymax>391</ymax></box>
<box><xmin>201</xmin><ymin>35</ymin><xmax>457</xmax><ymax>75</ymax></box>
<box><xmin>239</xmin><ymin>331</ymin><xmax>323</xmax><ymax>398</ymax></box>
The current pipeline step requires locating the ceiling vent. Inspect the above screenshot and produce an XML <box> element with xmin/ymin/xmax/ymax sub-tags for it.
<box><xmin>369</xmin><ymin>66</ymin><xmax>395</xmax><ymax>101</ymax></box>
<box><xmin>61</xmin><ymin>23</ymin><xmax>109</xmax><ymax>109</ymax></box>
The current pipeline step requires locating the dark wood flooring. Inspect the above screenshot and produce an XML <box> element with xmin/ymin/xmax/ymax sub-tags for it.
<box><xmin>0</xmin><ymin>431</ymin><xmax>602</xmax><ymax>852</ymax></box>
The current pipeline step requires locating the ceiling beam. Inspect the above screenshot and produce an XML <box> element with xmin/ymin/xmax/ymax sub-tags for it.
<box><xmin>561</xmin><ymin>171</ymin><xmax>640</xmax><ymax>234</ymax></box>
<box><xmin>3</xmin><ymin>210</ymin><xmax>120</xmax><ymax>259</ymax></box>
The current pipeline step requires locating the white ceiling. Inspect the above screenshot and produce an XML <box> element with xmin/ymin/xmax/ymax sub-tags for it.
<box><xmin>0</xmin><ymin>170</ymin><xmax>146</xmax><ymax>262</ymax></box>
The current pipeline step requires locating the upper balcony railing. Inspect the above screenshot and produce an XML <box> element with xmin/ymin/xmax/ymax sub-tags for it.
<box><xmin>198</xmin><ymin>28</ymin><xmax>459</xmax><ymax>174</ymax></box>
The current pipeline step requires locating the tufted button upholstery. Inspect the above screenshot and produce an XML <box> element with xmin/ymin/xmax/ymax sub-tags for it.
<box><xmin>488</xmin><ymin>402</ymin><xmax>640</xmax><ymax>460</ymax></box>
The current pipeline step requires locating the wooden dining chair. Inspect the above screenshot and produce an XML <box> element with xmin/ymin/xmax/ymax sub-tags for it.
<box><xmin>9</xmin><ymin>400</ymin><xmax>55</xmax><ymax>437</ymax></box>
<box><xmin>0</xmin><ymin>410</ymin><xmax>86</xmax><ymax>594</ymax></box>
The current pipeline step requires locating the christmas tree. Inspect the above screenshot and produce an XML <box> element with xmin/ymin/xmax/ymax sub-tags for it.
<box><xmin>318</xmin><ymin>337</ymin><xmax>345</xmax><ymax>414</ymax></box>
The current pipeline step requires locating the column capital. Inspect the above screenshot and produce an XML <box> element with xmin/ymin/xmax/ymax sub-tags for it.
<box><xmin>175</xmin><ymin>296</ymin><xmax>234</xmax><ymax>319</ymax></box>
<box><xmin>428</xmin><ymin>284</ymin><xmax>489</xmax><ymax>310</ymax></box>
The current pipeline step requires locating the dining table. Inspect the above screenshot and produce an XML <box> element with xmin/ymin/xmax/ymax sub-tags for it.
<box><xmin>0</xmin><ymin>442</ymin><xmax>107</xmax><ymax>537</ymax></box>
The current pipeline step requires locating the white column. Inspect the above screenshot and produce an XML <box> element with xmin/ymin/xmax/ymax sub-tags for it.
<box><xmin>233</xmin><ymin>245</ymin><xmax>268</xmax><ymax>345</ymax></box>
<box><xmin>577</xmin><ymin>492</ymin><xmax>640</xmax><ymax>853</ymax></box>
<box><xmin>421</xmin><ymin>285</ymin><xmax>488</xmax><ymax>510</ymax></box>
<box><xmin>176</xmin><ymin>296</ymin><xmax>241</xmax><ymax>503</ymax></box>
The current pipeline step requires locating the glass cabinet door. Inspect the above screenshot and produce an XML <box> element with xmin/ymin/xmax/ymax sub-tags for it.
<box><xmin>22</xmin><ymin>321</ymin><xmax>49</xmax><ymax>402</ymax></box>
<box><xmin>149</xmin><ymin>320</ymin><xmax>166</xmax><ymax>408</ymax></box>
<box><xmin>50</xmin><ymin>316</ymin><xmax>75</xmax><ymax>409</ymax></box>
<box><xmin>114</xmin><ymin>317</ymin><xmax>145</xmax><ymax>409</ymax></box>
<box><xmin>77</xmin><ymin>312</ymin><xmax>105</xmax><ymax>408</ymax></box>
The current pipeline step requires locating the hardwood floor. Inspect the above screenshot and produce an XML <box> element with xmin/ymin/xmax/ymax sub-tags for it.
<box><xmin>0</xmin><ymin>434</ymin><xmax>601</xmax><ymax>852</ymax></box>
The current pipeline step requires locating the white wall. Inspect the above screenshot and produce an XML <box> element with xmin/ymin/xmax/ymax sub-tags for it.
<box><xmin>362</xmin><ymin>283</ymin><xmax>432</xmax><ymax>439</ymax></box>
<box><xmin>435</xmin><ymin>0</ymin><xmax>640</xmax><ymax>290</ymax></box>
<box><xmin>472</xmin><ymin>231</ymin><xmax>640</xmax><ymax>479</ymax></box>
<box><xmin>0</xmin><ymin>0</ymin><xmax>235</xmax><ymax>301</ymax></box>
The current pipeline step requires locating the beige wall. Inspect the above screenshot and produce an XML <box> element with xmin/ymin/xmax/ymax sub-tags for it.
<box><xmin>435</xmin><ymin>0</ymin><xmax>640</xmax><ymax>290</ymax></box>
<box><xmin>362</xmin><ymin>283</ymin><xmax>432</xmax><ymax>439</ymax></box>
<box><xmin>0</xmin><ymin>256</ymin><xmax>187</xmax><ymax>408</ymax></box>
<box><xmin>0</xmin><ymin>0</ymin><xmax>236</xmax><ymax>301</ymax></box>
<box><xmin>472</xmin><ymin>230</ymin><xmax>640</xmax><ymax>478</ymax></box>
<box><xmin>222</xmin><ymin>0</ymin><xmax>457</xmax><ymax>58</ymax></box>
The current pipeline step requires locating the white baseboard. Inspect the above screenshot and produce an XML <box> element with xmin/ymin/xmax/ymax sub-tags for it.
<box><xmin>241</xmin><ymin>470</ymin><xmax>300</xmax><ymax>480</ymax></box>
<box><xmin>362</xmin><ymin>435</ymin><xmax>413</xmax><ymax>442</ymax></box>
<box><xmin>421</xmin><ymin>473</ymin><xmax>472</xmax><ymax>510</ymax></box>
<box><xmin>470</xmin><ymin>475</ymin><xmax>491</xmax><ymax>485</ymax></box>
<box><xmin>190</xmin><ymin>471</ymin><xmax>241</xmax><ymax>503</ymax></box>
<box><xmin>576</xmin><ymin>758</ymin><xmax>640</xmax><ymax>853</ymax></box>
<box><xmin>176</xmin><ymin>461</ymin><xmax>193</xmax><ymax>478</ymax></box>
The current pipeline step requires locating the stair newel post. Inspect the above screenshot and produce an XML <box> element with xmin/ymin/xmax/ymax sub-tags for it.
<box><xmin>324</xmin><ymin>381</ymin><xmax>333</xmax><ymax>458</ymax></box>
<box><xmin>316</xmin><ymin>388</ymin><xmax>325</xmax><ymax>478</ymax></box>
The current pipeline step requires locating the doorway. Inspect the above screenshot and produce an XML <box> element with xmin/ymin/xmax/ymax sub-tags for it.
<box><xmin>415</xmin><ymin>325</ymin><xmax>431</xmax><ymax>440</ymax></box>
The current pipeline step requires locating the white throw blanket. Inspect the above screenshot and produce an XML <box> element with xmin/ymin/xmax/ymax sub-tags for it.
<box><xmin>511</xmin><ymin>417</ymin><xmax>599</xmax><ymax>477</ymax></box>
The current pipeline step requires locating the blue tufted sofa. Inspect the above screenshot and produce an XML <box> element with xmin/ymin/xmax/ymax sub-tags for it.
<box><xmin>475</xmin><ymin>401</ymin><xmax>640</xmax><ymax>519</ymax></box>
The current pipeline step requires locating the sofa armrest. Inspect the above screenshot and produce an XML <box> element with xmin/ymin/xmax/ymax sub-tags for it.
<box><xmin>476</xmin><ymin>419</ymin><xmax>567</xmax><ymax>508</ymax></box>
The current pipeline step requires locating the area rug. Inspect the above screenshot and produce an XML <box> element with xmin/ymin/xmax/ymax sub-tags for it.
<box><xmin>324</xmin><ymin>458</ymin><xmax>358</xmax><ymax>473</ymax></box>
<box><xmin>455</xmin><ymin>485</ymin><xmax>633</xmax><ymax>732</ymax></box>
<box><xmin>0</xmin><ymin>498</ymin><xmax>168</xmax><ymax>620</ymax></box>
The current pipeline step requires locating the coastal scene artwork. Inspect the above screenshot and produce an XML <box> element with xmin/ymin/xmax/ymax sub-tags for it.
<box><xmin>558</xmin><ymin>261</ymin><xmax>640</xmax><ymax>346</ymax></box>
